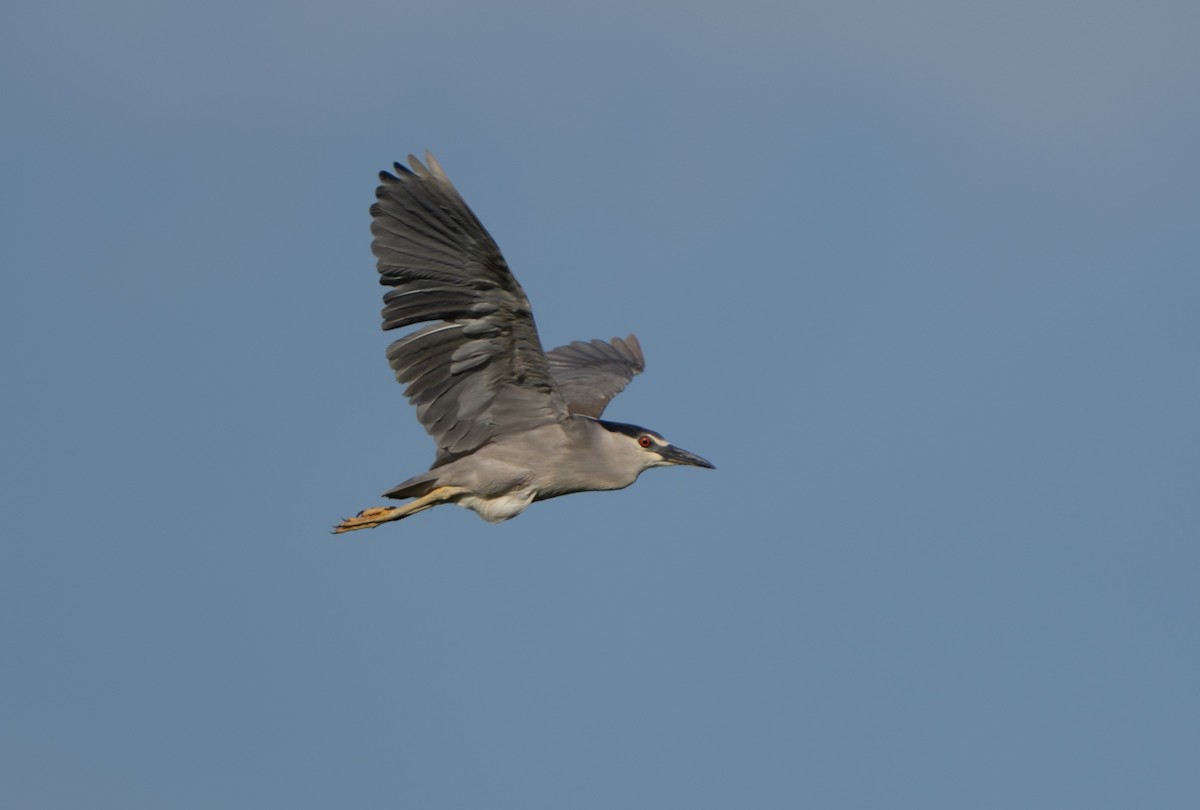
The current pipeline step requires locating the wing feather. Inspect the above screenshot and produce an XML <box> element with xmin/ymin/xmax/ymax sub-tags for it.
<box><xmin>545</xmin><ymin>335</ymin><xmax>645</xmax><ymax>418</ymax></box>
<box><xmin>372</xmin><ymin>153</ymin><xmax>568</xmax><ymax>461</ymax></box>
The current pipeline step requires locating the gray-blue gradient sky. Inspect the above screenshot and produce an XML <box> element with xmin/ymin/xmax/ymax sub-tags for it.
<box><xmin>3</xmin><ymin>1</ymin><xmax>1198</xmax><ymax>807</ymax></box>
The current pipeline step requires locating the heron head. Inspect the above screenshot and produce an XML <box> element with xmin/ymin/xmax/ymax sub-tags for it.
<box><xmin>598</xmin><ymin>420</ymin><xmax>715</xmax><ymax>472</ymax></box>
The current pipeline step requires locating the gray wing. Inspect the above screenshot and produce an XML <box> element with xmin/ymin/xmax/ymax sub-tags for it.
<box><xmin>546</xmin><ymin>335</ymin><xmax>645</xmax><ymax>418</ymax></box>
<box><xmin>372</xmin><ymin>152</ymin><xmax>569</xmax><ymax>461</ymax></box>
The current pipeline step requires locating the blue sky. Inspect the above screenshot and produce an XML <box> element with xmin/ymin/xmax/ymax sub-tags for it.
<box><xmin>3</xmin><ymin>1</ymin><xmax>1198</xmax><ymax>807</ymax></box>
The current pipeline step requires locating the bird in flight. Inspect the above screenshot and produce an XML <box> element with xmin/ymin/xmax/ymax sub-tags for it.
<box><xmin>334</xmin><ymin>153</ymin><xmax>713</xmax><ymax>532</ymax></box>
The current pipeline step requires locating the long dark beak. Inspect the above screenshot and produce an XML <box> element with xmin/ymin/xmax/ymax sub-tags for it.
<box><xmin>661</xmin><ymin>444</ymin><xmax>716</xmax><ymax>469</ymax></box>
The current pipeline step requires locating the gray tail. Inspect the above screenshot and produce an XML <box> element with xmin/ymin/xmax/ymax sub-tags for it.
<box><xmin>383</xmin><ymin>472</ymin><xmax>437</xmax><ymax>501</ymax></box>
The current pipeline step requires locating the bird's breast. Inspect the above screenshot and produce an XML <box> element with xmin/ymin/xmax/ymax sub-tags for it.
<box><xmin>456</xmin><ymin>490</ymin><xmax>536</xmax><ymax>523</ymax></box>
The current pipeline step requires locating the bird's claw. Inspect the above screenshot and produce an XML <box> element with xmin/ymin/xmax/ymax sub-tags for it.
<box><xmin>332</xmin><ymin>506</ymin><xmax>400</xmax><ymax>534</ymax></box>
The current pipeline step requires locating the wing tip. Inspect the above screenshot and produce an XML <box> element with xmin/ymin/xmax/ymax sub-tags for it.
<box><xmin>614</xmin><ymin>333</ymin><xmax>645</xmax><ymax>373</ymax></box>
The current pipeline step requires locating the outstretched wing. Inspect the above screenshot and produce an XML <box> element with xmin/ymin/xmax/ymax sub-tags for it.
<box><xmin>546</xmin><ymin>335</ymin><xmax>645</xmax><ymax>418</ymax></box>
<box><xmin>372</xmin><ymin>152</ymin><xmax>569</xmax><ymax>461</ymax></box>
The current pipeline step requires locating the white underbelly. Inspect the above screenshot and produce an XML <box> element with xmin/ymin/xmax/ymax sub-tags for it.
<box><xmin>457</xmin><ymin>490</ymin><xmax>536</xmax><ymax>523</ymax></box>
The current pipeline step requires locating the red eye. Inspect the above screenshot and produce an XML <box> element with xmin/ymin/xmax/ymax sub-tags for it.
<box><xmin>638</xmin><ymin>435</ymin><xmax>652</xmax><ymax>448</ymax></box>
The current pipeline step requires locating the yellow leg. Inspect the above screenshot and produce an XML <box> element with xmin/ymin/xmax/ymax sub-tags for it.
<box><xmin>332</xmin><ymin>486</ymin><xmax>468</xmax><ymax>533</ymax></box>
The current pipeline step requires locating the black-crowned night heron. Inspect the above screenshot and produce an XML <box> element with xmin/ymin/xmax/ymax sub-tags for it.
<box><xmin>334</xmin><ymin>152</ymin><xmax>714</xmax><ymax>532</ymax></box>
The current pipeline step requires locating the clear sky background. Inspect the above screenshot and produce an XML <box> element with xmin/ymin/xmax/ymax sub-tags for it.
<box><xmin>3</xmin><ymin>1</ymin><xmax>1198</xmax><ymax>807</ymax></box>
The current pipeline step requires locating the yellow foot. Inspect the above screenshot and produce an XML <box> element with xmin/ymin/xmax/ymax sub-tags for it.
<box><xmin>332</xmin><ymin>486</ymin><xmax>469</xmax><ymax>534</ymax></box>
<box><xmin>333</xmin><ymin>506</ymin><xmax>401</xmax><ymax>533</ymax></box>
